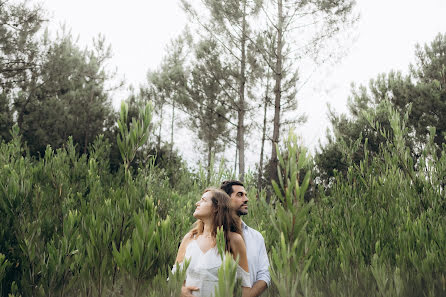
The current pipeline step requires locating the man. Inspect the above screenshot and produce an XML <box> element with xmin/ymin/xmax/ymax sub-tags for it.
<box><xmin>220</xmin><ymin>180</ymin><xmax>270</xmax><ymax>296</ymax></box>
<box><xmin>181</xmin><ymin>181</ymin><xmax>270</xmax><ymax>297</ymax></box>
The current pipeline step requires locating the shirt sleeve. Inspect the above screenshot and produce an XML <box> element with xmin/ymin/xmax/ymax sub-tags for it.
<box><xmin>237</xmin><ymin>265</ymin><xmax>252</xmax><ymax>288</ymax></box>
<box><xmin>256</xmin><ymin>236</ymin><xmax>271</xmax><ymax>287</ymax></box>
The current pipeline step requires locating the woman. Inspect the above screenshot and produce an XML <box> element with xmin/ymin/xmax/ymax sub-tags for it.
<box><xmin>173</xmin><ymin>188</ymin><xmax>251</xmax><ymax>297</ymax></box>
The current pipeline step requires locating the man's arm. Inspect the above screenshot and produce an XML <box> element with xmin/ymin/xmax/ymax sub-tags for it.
<box><xmin>249</xmin><ymin>280</ymin><xmax>267</xmax><ymax>297</ymax></box>
<box><xmin>252</xmin><ymin>236</ymin><xmax>270</xmax><ymax>297</ymax></box>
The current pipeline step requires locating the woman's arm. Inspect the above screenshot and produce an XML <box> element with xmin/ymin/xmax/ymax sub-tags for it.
<box><xmin>229</xmin><ymin>233</ymin><xmax>249</xmax><ymax>271</ymax></box>
<box><xmin>175</xmin><ymin>233</ymin><xmax>200</xmax><ymax>297</ymax></box>
<box><xmin>229</xmin><ymin>233</ymin><xmax>251</xmax><ymax>297</ymax></box>
<box><xmin>175</xmin><ymin>232</ymin><xmax>192</xmax><ymax>263</ymax></box>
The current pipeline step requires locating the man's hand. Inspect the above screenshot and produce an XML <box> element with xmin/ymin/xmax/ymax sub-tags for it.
<box><xmin>180</xmin><ymin>285</ymin><xmax>199</xmax><ymax>297</ymax></box>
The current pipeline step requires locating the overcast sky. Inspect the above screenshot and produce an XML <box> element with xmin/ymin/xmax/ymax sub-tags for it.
<box><xmin>43</xmin><ymin>0</ymin><xmax>446</xmax><ymax>168</ymax></box>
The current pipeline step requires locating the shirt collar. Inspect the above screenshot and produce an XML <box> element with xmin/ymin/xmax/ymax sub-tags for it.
<box><xmin>241</xmin><ymin>220</ymin><xmax>248</xmax><ymax>230</ymax></box>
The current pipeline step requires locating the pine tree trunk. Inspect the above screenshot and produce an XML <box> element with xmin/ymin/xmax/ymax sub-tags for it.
<box><xmin>170</xmin><ymin>100</ymin><xmax>175</xmax><ymax>158</ymax></box>
<box><xmin>84</xmin><ymin>90</ymin><xmax>94</xmax><ymax>154</ymax></box>
<box><xmin>157</xmin><ymin>102</ymin><xmax>163</xmax><ymax>151</ymax></box>
<box><xmin>237</xmin><ymin>107</ymin><xmax>245</xmax><ymax>180</ymax></box>
<box><xmin>258</xmin><ymin>75</ymin><xmax>270</xmax><ymax>189</ymax></box>
<box><xmin>234</xmin><ymin>146</ymin><xmax>238</xmax><ymax>175</ymax></box>
<box><xmin>207</xmin><ymin>142</ymin><xmax>212</xmax><ymax>183</ymax></box>
<box><xmin>270</xmin><ymin>0</ymin><xmax>283</xmax><ymax>183</ymax></box>
<box><xmin>237</xmin><ymin>0</ymin><xmax>247</xmax><ymax>181</ymax></box>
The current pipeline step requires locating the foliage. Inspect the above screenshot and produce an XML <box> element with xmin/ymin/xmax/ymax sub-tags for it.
<box><xmin>1</xmin><ymin>98</ymin><xmax>446</xmax><ymax>296</ymax></box>
<box><xmin>268</xmin><ymin>132</ymin><xmax>315</xmax><ymax>297</ymax></box>
<box><xmin>1</xmin><ymin>2</ymin><xmax>445</xmax><ymax>296</ymax></box>
<box><xmin>184</xmin><ymin>38</ymin><xmax>232</xmax><ymax>172</ymax></box>
<box><xmin>261</xmin><ymin>139</ymin><xmax>317</xmax><ymax>202</ymax></box>
<box><xmin>117</xmin><ymin>101</ymin><xmax>152</xmax><ymax>176</ymax></box>
<box><xmin>1</xmin><ymin>0</ymin><xmax>117</xmax><ymax>157</ymax></box>
<box><xmin>16</xmin><ymin>30</ymin><xmax>117</xmax><ymax>156</ymax></box>
<box><xmin>261</xmin><ymin>0</ymin><xmax>358</xmax><ymax>184</ymax></box>
<box><xmin>0</xmin><ymin>0</ymin><xmax>45</xmax><ymax>90</ymax></box>
<box><xmin>146</xmin><ymin>33</ymin><xmax>234</xmax><ymax>180</ymax></box>
<box><xmin>0</xmin><ymin>0</ymin><xmax>46</xmax><ymax>142</ymax></box>
<box><xmin>0</xmin><ymin>103</ymin><xmax>191</xmax><ymax>297</ymax></box>
<box><xmin>308</xmin><ymin>102</ymin><xmax>446</xmax><ymax>297</ymax></box>
<box><xmin>316</xmin><ymin>32</ymin><xmax>446</xmax><ymax>186</ymax></box>
<box><xmin>214</xmin><ymin>227</ymin><xmax>242</xmax><ymax>297</ymax></box>
<box><xmin>181</xmin><ymin>0</ymin><xmax>265</xmax><ymax>180</ymax></box>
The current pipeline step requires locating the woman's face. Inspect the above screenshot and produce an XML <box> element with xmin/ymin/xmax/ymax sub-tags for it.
<box><xmin>193</xmin><ymin>191</ymin><xmax>213</xmax><ymax>220</ymax></box>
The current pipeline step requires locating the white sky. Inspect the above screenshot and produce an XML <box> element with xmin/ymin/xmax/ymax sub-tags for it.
<box><xmin>42</xmin><ymin>0</ymin><xmax>446</xmax><ymax>169</ymax></box>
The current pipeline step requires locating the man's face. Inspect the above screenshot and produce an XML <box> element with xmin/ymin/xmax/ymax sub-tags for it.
<box><xmin>229</xmin><ymin>185</ymin><xmax>248</xmax><ymax>216</ymax></box>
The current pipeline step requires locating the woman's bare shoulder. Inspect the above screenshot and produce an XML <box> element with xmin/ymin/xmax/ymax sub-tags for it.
<box><xmin>228</xmin><ymin>232</ymin><xmax>245</xmax><ymax>249</ymax></box>
<box><xmin>176</xmin><ymin>231</ymin><xmax>194</xmax><ymax>263</ymax></box>
<box><xmin>182</xmin><ymin>231</ymin><xmax>194</xmax><ymax>242</ymax></box>
<box><xmin>228</xmin><ymin>232</ymin><xmax>249</xmax><ymax>271</ymax></box>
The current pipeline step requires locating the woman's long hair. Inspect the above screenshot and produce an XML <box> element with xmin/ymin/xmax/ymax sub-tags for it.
<box><xmin>190</xmin><ymin>188</ymin><xmax>242</xmax><ymax>254</ymax></box>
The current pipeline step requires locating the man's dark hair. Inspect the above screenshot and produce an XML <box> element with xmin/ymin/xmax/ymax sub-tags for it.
<box><xmin>220</xmin><ymin>180</ymin><xmax>244</xmax><ymax>196</ymax></box>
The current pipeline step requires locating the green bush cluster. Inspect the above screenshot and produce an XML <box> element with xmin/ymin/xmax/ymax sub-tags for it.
<box><xmin>244</xmin><ymin>103</ymin><xmax>446</xmax><ymax>297</ymax></box>
<box><xmin>0</xmin><ymin>103</ymin><xmax>197</xmax><ymax>297</ymax></box>
<box><xmin>307</xmin><ymin>103</ymin><xmax>446</xmax><ymax>297</ymax></box>
<box><xmin>1</xmin><ymin>102</ymin><xmax>445</xmax><ymax>297</ymax></box>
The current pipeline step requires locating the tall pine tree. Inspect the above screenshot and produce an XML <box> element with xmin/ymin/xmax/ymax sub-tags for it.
<box><xmin>181</xmin><ymin>0</ymin><xmax>263</xmax><ymax>180</ymax></box>
<box><xmin>260</xmin><ymin>0</ymin><xmax>358</xmax><ymax>183</ymax></box>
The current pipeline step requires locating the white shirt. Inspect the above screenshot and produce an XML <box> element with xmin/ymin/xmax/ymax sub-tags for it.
<box><xmin>242</xmin><ymin>221</ymin><xmax>271</xmax><ymax>287</ymax></box>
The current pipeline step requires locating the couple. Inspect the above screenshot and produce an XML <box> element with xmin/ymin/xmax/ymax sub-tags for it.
<box><xmin>174</xmin><ymin>180</ymin><xmax>270</xmax><ymax>297</ymax></box>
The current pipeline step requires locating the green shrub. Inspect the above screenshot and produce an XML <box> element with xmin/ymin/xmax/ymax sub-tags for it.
<box><xmin>1</xmin><ymin>101</ymin><xmax>445</xmax><ymax>297</ymax></box>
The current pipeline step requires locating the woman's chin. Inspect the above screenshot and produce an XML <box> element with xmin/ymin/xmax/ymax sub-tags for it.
<box><xmin>193</xmin><ymin>212</ymin><xmax>208</xmax><ymax>220</ymax></box>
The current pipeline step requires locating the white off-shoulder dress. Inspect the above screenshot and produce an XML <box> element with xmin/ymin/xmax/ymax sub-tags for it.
<box><xmin>173</xmin><ymin>240</ymin><xmax>251</xmax><ymax>297</ymax></box>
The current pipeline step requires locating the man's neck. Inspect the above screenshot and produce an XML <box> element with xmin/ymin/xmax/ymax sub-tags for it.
<box><xmin>236</xmin><ymin>216</ymin><xmax>243</xmax><ymax>230</ymax></box>
<box><xmin>239</xmin><ymin>218</ymin><xmax>247</xmax><ymax>230</ymax></box>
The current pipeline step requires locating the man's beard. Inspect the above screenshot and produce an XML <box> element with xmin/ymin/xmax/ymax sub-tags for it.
<box><xmin>237</xmin><ymin>206</ymin><xmax>248</xmax><ymax>216</ymax></box>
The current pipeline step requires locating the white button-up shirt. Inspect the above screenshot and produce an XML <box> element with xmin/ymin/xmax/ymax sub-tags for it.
<box><xmin>242</xmin><ymin>221</ymin><xmax>271</xmax><ymax>287</ymax></box>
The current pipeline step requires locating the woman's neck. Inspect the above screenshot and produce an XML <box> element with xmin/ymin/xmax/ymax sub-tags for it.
<box><xmin>201</xmin><ymin>219</ymin><xmax>213</xmax><ymax>238</ymax></box>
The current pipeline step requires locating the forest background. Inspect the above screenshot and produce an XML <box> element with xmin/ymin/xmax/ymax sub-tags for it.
<box><xmin>1</xmin><ymin>0</ymin><xmax>446</xmax><ymax>296</ymax></box>
<box><xmin>40</xmin><ymin>0</ymin><xmax>445</xmax><ymax>170</ymax></box>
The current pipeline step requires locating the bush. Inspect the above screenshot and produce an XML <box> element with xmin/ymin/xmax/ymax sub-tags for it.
<box><xmin>1</xmin><ymin>102</ymin><xmax>445</xmax><ymax>296</ymax></box>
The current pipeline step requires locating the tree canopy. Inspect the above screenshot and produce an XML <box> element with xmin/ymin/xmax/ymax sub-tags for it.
<box><xmin>316</xmin><ymin>33</ymin><xmax>446</xmax><ymax>186</ymax></box>
<box><xmin>1</xmin><ymin>1</ymin><xmax>117</xmax><ymax>158</ymax></box>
